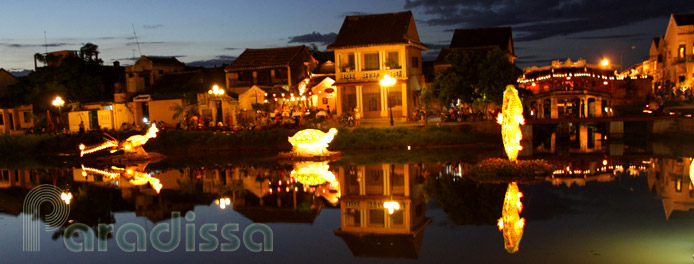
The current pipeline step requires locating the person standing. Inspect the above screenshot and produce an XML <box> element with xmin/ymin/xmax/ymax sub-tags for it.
<box><xmin>78</xmin><ymin>121</ymin><xmax>85</xmax><ymax>133</ymax></box>
<box><xmin>354</xmin><ymin>107</ymin><xmax>361</xmax><ymax>126</ymax></box>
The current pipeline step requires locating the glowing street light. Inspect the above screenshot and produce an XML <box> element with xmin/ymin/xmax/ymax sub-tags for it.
<box><xmin>380</xmin><ymin>74</ymin><xmax>396</xmax><ymax>126</ymax></box>
<box><xmin>601</xmin><ymin>58</ymin><xmax>609</xmax><ymax>67</ymax></box>
<box><xmin>52</xmin><ymin>96</ymin><xmax>65</xmax><ymax>131</ymax></box>
<box><xmin>216</xmin><ymin>197</ymin><xmax>231</xmax><ymax>209</ymax></box>
<box><xmin>208</xmin><ymin>84</ymin><xmax>225</xmax><ymax>96</ymax></box>
<box><xmin>60</xmin><ymin>191</ymin><xmax>72</xmax><ymax>205</ymax></box>
<box><xmin>384</xmin><ymin>201</ymin><xmax>400</xmax><ymax>214</ymax></box>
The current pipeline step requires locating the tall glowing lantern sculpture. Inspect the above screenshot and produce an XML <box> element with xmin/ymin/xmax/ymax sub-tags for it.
<box><xmin>497</xmin><ymin>182</ymin><xmax>525</xmax><ymax>253</ymax></box>
<box><xmin>495</xmin><ymin>85</ymin><xmax>526</xmax><ymax>253</ymax></box>
<box><xmin>496</xmin><ymin>85</ymin><xmax>525</xmax><ymax>162</ymax></box>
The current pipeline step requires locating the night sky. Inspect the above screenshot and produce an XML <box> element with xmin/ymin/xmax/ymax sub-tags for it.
<box><xmin>1</xmin><ymin>0</ymin><xmax>693</xmax><ymax>73</ymax></box>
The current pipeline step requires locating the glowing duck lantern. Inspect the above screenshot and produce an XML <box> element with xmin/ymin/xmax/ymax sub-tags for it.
<box><xmin>288</xmin><ymin>128</ymin><xmax>337</xmax><ymax>156</ymax></box>
<box><xmin>496</xmin><ymin>85</ymin><xmax>525</xmax><ymax>162</ymax></box>
<box><xmin>79</xmin><ymin>123</ymin><xmax>159</xmax><ymax>157</ymax></box>
<box><xmin>497</xmin><ymin>182</ymin><xmax>525</xmax><ymax>254</ymax></box>
<box><xmin>290</xmin><ymin>161</ymin><xmax>337</xmax><ymax>186</ymax></box>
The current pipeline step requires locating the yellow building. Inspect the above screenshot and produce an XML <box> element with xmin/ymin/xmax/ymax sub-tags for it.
<box><xmin>647</xmin><ymin>14</ymin><xmax>694</xmax><ymax>91</ymax></box>
<box><xmin>327</xmin><ymin>11</ymin><xmax>427</xmax><ymax>121</ymax></box>
<box><xmin>334</xmin><ymin>164</ymin><xmax>431</xmax><ymax>259</ymax></box>
<box><xmin>125</xmin><ymin>56</ymin><xmax>185</xmax><ymax>95</ymax></box>
<box><xmin>0</xmin><ymin>69</ymin><xmax>33</xmax><ymax>134</ymax></box>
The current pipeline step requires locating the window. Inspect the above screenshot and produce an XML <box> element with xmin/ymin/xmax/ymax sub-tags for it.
<box><xmin>388</xmin><ymin>91</ymin><xmax>402</xmax><ymax>107</ymax></box>
<box><xmin>363</xmin><ymin>53</ymin><xmax>379</xmax><ymax>71</ymax></box>
<box><xmin>386</xmin><ymin>51</ymin><xmax>400</xmax><ymax>69</ymax></box>
<box><xmin>679</xmin><ymin>45</ymin><xmax>686</xmax><ymax>58</ymax></box>
<box><xmin>657</xmin><ymin>54</ymin><xmax>662</xmax><ymax>63</ymax></box>
<box><xmin>345</xmin><ymin>209</ymin><xmax>361</xmax><ymax>227</ymax></box>
<box><xmin>0</xmin><ymin>114</ymin><xmax>3</xmax><ymax>125</ymax></box>
<box><xmin>679</xmin><ymin>74</ymin><xmax>686</xmax><ymax>83</ymax></box>
<box><xmin>22</xmin><ymin>112</ymin><xmax>31</xmax><ymax>123</ymax></box>
<box><xmin>391</xmin><ymin>210</ymin><xmax>404</xmax><ymax>226</ymax></box>
<box><xmin>340</xmin><ymin>53</ymin><xmax>355</xmax><ymax>72</ymax></box>
<box><xmin>322</xmin><ymin>97</ymin><xmax>328</xmax><ymax>105</ymax></box>
<box><xmin>368</xmin><ymin>209</ymin><xmax>385</xmax><ymax>227</ymax></box>
<box><xmin>128</xmin><ymin>73</ymin><xmax>134</xmax><ymax>78</ymax></box>
<box><xmin>411</xmin><ymin>56</ymin><xmax>419</xmax><ymax>68</ymax></box>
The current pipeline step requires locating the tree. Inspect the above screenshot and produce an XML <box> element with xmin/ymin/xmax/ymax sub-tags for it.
<box><xmin>431</xmin><ymin>48</ymin><xmax>522</xmax><ymax>107</ymax></box>
<box><xmin>79</xmin><ymin>42</ymin><xmax>102</xmax><ymax>65</ymax></box>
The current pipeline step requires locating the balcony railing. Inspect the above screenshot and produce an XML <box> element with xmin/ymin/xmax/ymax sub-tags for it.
<box><xmin>338</xmin><ymin>69</ymin><xmax>404</xmax><ymax>83</ymax></box>
<box><xmin>673</xmin><ymin>55</ymin><xmax>694</xmax><ymax>64</ymax></box>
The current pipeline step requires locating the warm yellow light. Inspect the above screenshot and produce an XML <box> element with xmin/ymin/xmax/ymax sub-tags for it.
<box><xmin>217</xmin><ymin>197</ymin><xmax>231</xmax><ymax>209</ymax></box>
<box><xmin>384</xmin><ymin>201</ymin><xmax>400</xmax><ymax>214</ymax></box>
<box><xmin>60</xmin><ymin>192</ymin><xmax>72</xmax><ymax>205</ymax></box>
<box><xmin>379</xmin><ymin>74</ymin><xmax>396</xmax><ymax>86</ymax></box>
<box><xmin>497</xmin><ymin>85</ymin><xmax>524</xmax><ymax>162</ymax></box>
<box><xmin>288</xmin><ymin>128</ymin><xmax>338</xmax><ymax>156</ymax></box>
<box><xmin>209</xmin><ymin>85</ymin><xmax>224</xmax><ymax>96</ymax></box>
<box><xmin>52</xmin><ymin>96</ymin><xmax>65</xmax><ymax>107</ymax></box>
<box><xmin>601</xmin><ymin>59</ymin><xmax>609</xmax><ymax>66</ymax></box>
<box><xmin>498</xmin><ymin>182</ymin><xmax>524</xmax><ymax>254</ymax></box>
<box><xmin>79</xmin><ymin>123</ymin><xmax>158</xmax><ymax>157</ymax></box>
<box><xmin>291</xmin><ymin>161</ymin><xmax>337</xmax><ymax>186</ymax></box>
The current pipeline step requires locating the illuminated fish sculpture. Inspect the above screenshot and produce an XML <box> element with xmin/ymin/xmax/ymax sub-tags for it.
<box><xmin>497</xmin><ymin>182</ymin><xmax>525</xmax><ymax>254</ymax></box>
<box><xmin>288</xmin><ymin>128</ymin><xmax>337</xmax><ymax>156</ymax></box>
<box><xmin>290</xmin><ymin>161</ymin><xmax>337</xmax><ymax>186</ymax></box>
<box><xmin>496</xmin><ymin>85</ymin><xmax>525</xmax><ymax>162</ymax></box>
<box><xmin>81</xmin><ymin>163</ymin><xmax>162</xmax><ymax>194</ymax></box>
<box><xmin>79</xmin><ymin>123</ymin><xmax>159</xmax><ymax>157</ymax></box>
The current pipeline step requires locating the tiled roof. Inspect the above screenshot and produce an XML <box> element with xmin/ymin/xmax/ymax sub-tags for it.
<box><xmin>225</xmin><ymin>46</ymin><xmax>307</xmax><ymax>71</ymax></box>
<box><xmin>449</xmin><ymin>27</ymin><xmax>514</xmax><ymax>55</ymax></box>
<box><xmin>327</xmin><ymin>11</ymin><xmax>425</xmax><ymax>49</ymax></box>
<box><xmin>673</xmin><ymin>14</ymin><xmax>694</xmax><ymax>26</ymax></box>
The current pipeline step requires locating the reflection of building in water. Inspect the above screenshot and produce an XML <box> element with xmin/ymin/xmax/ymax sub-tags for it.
<box><xmin>534</xmin><ymin>123</ymin><xmax>605</xmax><ymax>155</ymax></box>
<box><xmin>0</xmin><ymin>169</ymin><xmax>40</xmax><ymax>189</ymax></box>
<box><xmin>334</xmin><ymin>164</ymin><xmax>431</xmax><ymax>260</ymax></box>
<box><xmin>200</xmin><ymin>165</ymin><xmax>330</xmax><ymax>224</ymax></box>
<box><xmin>648</xmin><ymin>157</ymin><xmax>694</xmax><ymax>220</ymax></box>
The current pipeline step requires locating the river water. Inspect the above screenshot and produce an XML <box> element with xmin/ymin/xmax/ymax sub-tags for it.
<box><xmin>1</xmin><ymin>142</ymin><xmax>694</xmax><ymax>263</ymax></box>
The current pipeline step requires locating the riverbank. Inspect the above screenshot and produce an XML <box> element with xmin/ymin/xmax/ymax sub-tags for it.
<box><xmin>0</xmin><ymin>125</ymin><xmax>500</xmax><ymax>159</ymax></box>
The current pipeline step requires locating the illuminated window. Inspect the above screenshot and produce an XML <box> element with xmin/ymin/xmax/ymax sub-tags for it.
<box><xmin>368</xmin><ymin>209</ymin><xmax>385</xmax><ymax>227</ymax></box>
<box><xmin>679</xmin><ymin>45</ymin><xmax>685</xmax><ymax>58</ymax></box>
<box><xmin>391</xmin><ymin>210</ymin><xmax>404</xmax><ymax>226</ymax></box>
<box><xmin>363</xmin><ymin>53</ymin><xmax>379</xmax><ymax>71</ymax></box>
<box><xmin>386</xmin><ymin>51</ymin><xmax>400</xmax><ymax>69</ymax></box>
<box><xmin>345</xmin><ymin>208</ymin><xmax>361</xmax><ymax>227</ymax></box>
<box><xmin>339</xmin><ymin>53</ymin><xmax>355</xmax><ymax>72</ymax></box>
<box><xmin>677</xmin><ymin>178</ymin><xmax>683</xmax><ymax>192</ymax></box>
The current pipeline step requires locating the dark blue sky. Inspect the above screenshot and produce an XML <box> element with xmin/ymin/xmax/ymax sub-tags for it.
<box><xmin>1</xmin><ymin>0</ymin><xmax>692</xmax><ymax>72</ymax></box>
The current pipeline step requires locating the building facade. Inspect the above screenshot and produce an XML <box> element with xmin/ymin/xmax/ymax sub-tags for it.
<box><xmin>327</xmin><ymin>11</ymin><xmax>427</xmax><ymax>120</ymax></box>
<box><xmin>518</xmin><ymin>59</ymin><xmax>615</xmax><ymax>119</ymax></box>
<box><xmin>0</xmin><ymin>68</ymin><xmax>33</xmax><ymax>134</ymax></box>
<box><xmin>646</xmin><ymin>14</ymin><xmax>694</xmax><ymax>92</ymax></box>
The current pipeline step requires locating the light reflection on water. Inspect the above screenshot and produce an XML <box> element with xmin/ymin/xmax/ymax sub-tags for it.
<box><xmin>1</xmin><ymin>152</ymin><xmax>694</xmax><ymax>263</ymax></box>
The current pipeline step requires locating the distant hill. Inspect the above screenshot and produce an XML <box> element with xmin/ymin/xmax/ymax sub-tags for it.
<box><xmin>9</xmin><ymin>69</ymin><xmax>32</xmax><ymax>77</ymax></box>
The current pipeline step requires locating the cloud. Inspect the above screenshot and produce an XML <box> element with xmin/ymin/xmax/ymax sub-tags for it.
<box><xmin>424</xmin><ymin>43</ymin><xmax>448</xmax><ymax>50</ymax></box>
<box><xmin>0</xmin><ymin>42</ymin><xmax>71</xmax><ymax>48</ymax></box>
<box><xmin>143</xmin><ymin>24</ymin><xmax>164</xmax><ymax>29</ymax></box>
<box><xmin>126</xmin><ymin>41</ymin><xmax>165</xmax><ymax>46</ymax></box>
<box><xmin>404</xmin><ymin>0</ymin><xmax>694</xmax><ymax>42</ymax></box>
<box><xmin>568</xmin><ymin>33</ymin><xmax>648</xmax><ymax>40</ymax></box>
<box><xmin>186</xmin><ymin>55</ymin><xmax>237</xmax><ymax>68</ymax></box>
<box><xmin>223</xmin><ymin>47</ymin><xmax>242</xmax><ymax>51</ymax></box>
<box><xmin>341</xmin><ymin>12</ymin><xmax>370</xmax><ymax>17</ymax></box>
<box><xmin>288</xmin><ymin>32</ymin><xmax>337</xmax><ymax>45</ymax></box>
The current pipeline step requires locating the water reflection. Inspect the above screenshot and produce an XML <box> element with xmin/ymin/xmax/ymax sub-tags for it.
<box><xmin>497</xmin><ymin>182</ymin><xmax>525</xmax><ymax>254</ymax></box>
<box><xmin>4</xmin><ymin>152</ymin><xmax>694</xmax><ymax>261</ymax></box>
<box><xmin>647</xmin><ymin>157</ymin><xmax>694</xmax><ymax>220</ymax></box>
<box><xmin>334</xmin><ymin>164</ymin><xmax>431</xmax><ymax>259</ymax></box>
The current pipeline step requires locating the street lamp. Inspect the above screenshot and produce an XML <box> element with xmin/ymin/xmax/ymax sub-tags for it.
<box><xmin>52</xmin><ymin>96</ymin><xmax>64</xmax><ymax>131</ymax></box>
<box><xmin>600</xmin><ymin>58</ymin><xmax>609</xmax><ymax>67</ymax></box>
<box><xmin>208</xmin><ymin>85</ymin><xmax>225</xmax><ymax>125</ymax></box>
<box><xmin>380</xmin><ymin>74</ymin><xmax>396</xmax><ymax>126</ymax></box>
